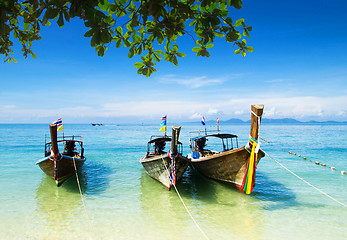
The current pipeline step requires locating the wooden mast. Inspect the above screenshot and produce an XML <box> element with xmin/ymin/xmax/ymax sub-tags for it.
<box><xmin>250</xmin><ymin>105</ymin><xmax>264</xmax><ymax>140</ymax></box>
<box><xmin>49</xmin><ymin>124</ymin><xmax>59</xmax><ymax>157</ymax></box>
<box><xmin>170</xmin><ymin>126</ymin><xmax>181</xmax><ymax>155</ymax></box>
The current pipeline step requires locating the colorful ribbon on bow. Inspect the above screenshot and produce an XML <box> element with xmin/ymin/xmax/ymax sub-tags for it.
<box><xmin>241</xmin><ymin>136</ymin><xmax>259</xmax><ymax>194</ymax></box>
<box><xmin>168</xmin><ymin>150</ymin><xmax>179</xmax><ymax>186</ymax></box>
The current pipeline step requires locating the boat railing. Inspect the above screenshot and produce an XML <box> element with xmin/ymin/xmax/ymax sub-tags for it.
<box><xmin>45</xmin><ymin>134</ymin><xmax>83</xmax><ymax>144</ymax></box>
<box><xmin>189</xmin><ymin>129</ymin><xmax>220</xmax><ymax>138</ymax></box>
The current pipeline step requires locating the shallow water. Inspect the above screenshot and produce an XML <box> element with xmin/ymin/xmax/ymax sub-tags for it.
<box><xmin>0</xmin><ymin>123</ymin><xmax>346</xmax><ymax>239</ymax></box>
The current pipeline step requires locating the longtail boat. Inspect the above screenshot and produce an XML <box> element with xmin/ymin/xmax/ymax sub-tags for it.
<box><xmin>187</xmin><ymin>105</ymin><xmax>265</xmax><ymax>194</ymax></box>
<box><xmin>140</xmin><ymin>126</ymin><xmax>190</xmax><ymax>190</ymax></box>
<box><xmin>36</xmin><ymin>124</ymin><xmax>86</xmax><ymax>187</ymax></box>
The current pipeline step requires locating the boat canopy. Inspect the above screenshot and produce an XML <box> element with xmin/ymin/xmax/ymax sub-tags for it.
<box><xmin>191</xmin><ymin>133</ymin><xmax>238</xmax><ymax>141</ymax></box>
<box><xmin>190</xmin><ymin>132</ymin><xmax>239</xmax><ymax>153</ymax></box>
<box><xmin>148</xmin><ymin>136</ymin><xmax>182</xmax><ymax>145</ymax></box>
<box><xmin>147</xmin><ymin>135</ymin><xmax>183</xmax><ymax>155</ymax></box>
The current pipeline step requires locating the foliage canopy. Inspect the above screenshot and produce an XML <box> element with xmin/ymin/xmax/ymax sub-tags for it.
<box><xmin>0</xmin><ymin>0</ymin><xmax>253</xmax><ymax>76</ymax></box>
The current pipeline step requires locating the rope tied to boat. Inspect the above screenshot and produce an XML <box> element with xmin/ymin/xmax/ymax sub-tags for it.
<box><xmin>263</xmin><ymin>150</ymin><xmax>347</xmax><ymax>208</ymax></box>
<box><xmin>160</xmin><ymin>155</ymin><xmax>210</xmax><ymax>240</ymax></box>
<box><xmin>49</xmin><ymin>152</ymin><xmax>62</xmax><ymax>181</ymax></box>
<box><xmin>72</xmin><ymin>158</ymin><xmax>97</xmax><ymax>239</ymax></box>
<box><xmin>49</xmin><ymin>151</ymin><xmax>62</xmax><ymax>161</ymax></box>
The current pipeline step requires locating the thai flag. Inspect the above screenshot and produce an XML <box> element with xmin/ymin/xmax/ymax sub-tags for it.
<box><xmin>160</xmin><ymin>115</ymin><xmax>167</xmax><ymax>126</ymax></box>
<box><xmin>52</xmin><ymin>118</ymin><xmax>62</xmax><ymax>127</ymax></box>
<box><xmin>201</xmin><ymin>116</ymin><xmax>205</xmax><ymax>126</ymax></box>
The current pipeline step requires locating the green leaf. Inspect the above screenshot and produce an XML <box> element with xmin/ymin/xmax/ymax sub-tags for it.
<box><xmin>23</xmin><ymin>22</ymin><xmax>30</xmax><ymax>31</ymax></box>
<box><xmin>176</xmin><ymin>52</ymin><xmax>186</xmax><ymax>57</ymax></box>
<box><xmin>100</xmin><ymin>30</ymin><xmax>112</xmax><ymax>43</ymax></box>
<box><xmin>91</xmin><ymin>29</ymin><xmax>101</xmax><ymax>47</ymax></box>
<box><xmin>173</xmin><ymin>44</ymin><xmax>178</xmax><ymax>52</ymax></box>
<box><xmin>137</xmin><ymin>45</ymin><xmax>143</xmax><ymax>54</ymax></box>
<box><xmin>214</xmin><ymin>32</ymin><xmax>225</xmax><ymax>38</ymax></box>
<box><xmin>143</xmin><ymin>67</ymin><xmax>148</xmax><ymax>76</ymax></box>
<box><xmin>57</xmin><ymin>13</ymin><xmax>64</xmax><ymax>27</ymax></box>
<box><xmin>116</xmin><ymin>26</ymin><xmax>123</xmax><ymax>36</ymax></box>
<box><xmin>97</xmin><ymin>47</ymin><xmax>105</xmax><ymax>56</ymax></box>
<box><xmin>234</xmin><ymin>49</ymin><xmax>241</xmax><ymax>54</ymax></box>
<box><xmin>128</xmin><ymin>48</ymin><xmax>135</xmax><ymax>58</ymax></box>
<box><xmin>234</xmin><ymin>19</ymin><xmax>244</xmax><ymax>27</ymax></box>
<box><xmin>245</xmin><ymin>46</ymin><xmax>254</xmax><ymax>52</ymax></box>
<box><xmin>157</xmin><ymin>34</ymin><xmax>164</xmax><ymax>45</ymax></box>
<box><xmin>192</xmin><ymin>47</ymin><xmax>201</xmax><ymax>52</ymax></box>
<box><xmin>84</xmin><ymin>28</ymin><xmax>95</xmax><ymax>37</ymax></box>
<box><xmin>116</xmin><ymin>40</ymin><xmax>122</xmax><ymax>48</ymax></box>
<box><xmin>225</xmin><ymin>17</ymin><xmax>233</xmax><ymax>25</ymax></box>
<box><xmin>134</xmin><ymin>62</ymin><xmax>145</xmax><ymax>68</ymax></box>
<box><xmin>45</xmin><ymin>8</ymin><xmax>59</xmax><ymax>20</ymax></box>
<box><xmin>205</xmin><ymin>44</ymin><xmax>214</xmax><ymax>49</ymax></box>
<box><xmin>133</xmin><ymin>34</ymin><xmax>141</xmax><ymax>43</ymax></box>
<box><xmin>241</xmin><ymin>50</ymin><xmax>246</xmax><ymax>57</ymax></box>
<box><xmin>230</xmin><ymin>0</ymin><xmax>243</xmax><ymax>9</ymax></box>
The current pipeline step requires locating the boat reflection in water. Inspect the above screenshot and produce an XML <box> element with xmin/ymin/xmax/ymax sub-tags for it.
<box><xmin>35</xmin><ymin>173</ymin><xmax>87</xmax><ymax>238</ymax></box>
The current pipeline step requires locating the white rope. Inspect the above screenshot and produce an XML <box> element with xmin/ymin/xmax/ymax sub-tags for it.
<box><xmin>161</xmin><ymin>156</ymin><xmax>210</xmax><ymax>240</ymax></box>
<box><xmin>263</xmin><ymin>151</ymin><xmax>347</xmax><ymax>208</ymax></box>
<box><xmin>72</xmin><ymin>158</ymin><xmax>97</xmax><ymax>239</ymax></box>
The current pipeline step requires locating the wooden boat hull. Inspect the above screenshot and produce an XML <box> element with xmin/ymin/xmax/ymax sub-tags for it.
<box><xmin>140</xmin><ymin>154</ymin><xmax>190</xmax><ymax>190</ymax></box>
<box><xmin>36</xmin><ymin>155</ymin><xmax>86</xmax><ymax>187</ymax></box>
<box><xmin>189</xmin><ymin>146</ymin><xmax>265</xmax><ymax>192</ymax></box>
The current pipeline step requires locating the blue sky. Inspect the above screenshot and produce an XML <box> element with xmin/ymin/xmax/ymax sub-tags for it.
<box><xmin>1</xmin><ymin>0</ymin><xmax>347</xmax><ymax>123</ymax></box>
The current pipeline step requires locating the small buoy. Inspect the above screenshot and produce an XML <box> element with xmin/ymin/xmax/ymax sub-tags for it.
<box><xmin>341</xmin><ymin>171</ymin><xmax>346</xmax><ymax>175</ymax></box>
<box><xmin>298</xmin><ymin>155</ymin><xmax>301</xmax><ymax>157</ymax></box>
<box><xmin>315</xmin><ymin>161</ymin><xmax>320</xmax><ymax>165</ymax></box>
<box><xmin>321</xmin><ymin>164</ymin><xmax>326</xmax><ymax>167</ymax></box>
<box><xmin>331</xmin><ymin>167</ymin><xmax>335</xmax><ymax>170</ymax></box>
<box><xmin>289</xmin><ymin>151</ymin><xmax>292</xmax><ymax>154</ymax></box>
<box><xmin>303</xmin><ymin>157</ymin><xmax>307</xmax><ymax>160</ymax></box>
<box><xmin>293</xmin><ymin>153</ymin><xmax>296</xmax><ymax>155</ymax></box>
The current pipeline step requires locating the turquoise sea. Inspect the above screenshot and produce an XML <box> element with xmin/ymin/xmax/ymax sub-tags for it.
<box><xmin>0</xmin><ymin>123</ymin><xmax>346</xmax><ymax>240</ymax></box>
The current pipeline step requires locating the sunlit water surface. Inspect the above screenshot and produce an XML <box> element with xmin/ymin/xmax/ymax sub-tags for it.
<box><xmin>0</xmin><ymin>123</ymin><xmax>346</xmax><ymax>239</ymax></box>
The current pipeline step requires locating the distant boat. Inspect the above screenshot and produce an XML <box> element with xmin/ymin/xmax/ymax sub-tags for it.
<box><xmin>187</xmin><ymin>105</ymin><xmax>265</xmax><ymax>194</ymax></box>
<box><xmin>91</xmin><ymin>123</ymin><xmax>103</xmax><ymax>126</ymax></box>
<box><xmin>140</xmin><ymin>126</ymin><xmax>190</xmax><ymax>190</ymax></box>
<box><xmin>36</xmin><ymin>124</ymin><xmax>86</xmax><ymax>187</ymax></box>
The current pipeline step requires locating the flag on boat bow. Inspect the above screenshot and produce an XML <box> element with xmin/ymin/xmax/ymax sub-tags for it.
<box><xmin>159</xmin><ymin>115</ymin><xmax>167</xmax><ymax>132</ymax></box>
<box><xmin>201</xmin><ymin>116</ymin><xmax>205</xmax><ymax>126</ymax></box>
<box><xmin>52</xmin><ymin>118</ymin><xmax>63</xmax><ymax>131</ymax></box>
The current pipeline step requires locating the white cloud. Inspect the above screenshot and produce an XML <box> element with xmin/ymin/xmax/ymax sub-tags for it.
<box><xmin>264</xmin><ymin>78</ymin><xmax>288</xmax><ymax>83</ymax></box>
<box><xmin>207</xmin><ymin>108</ymin><xmax>219</xmax><ymax>115</ymax></box>
<box><xmin>1</xmin><ymin>95</ymin><xmax>346</xmax><ymax>123</ymax></box>
<box><xmin>158</xmin><ymin>75</ymin><xmax>224</xmax><ymax>88</ymax></box>
<box><xmin>189</xmin><ymin>112</ymin><xmax>202</xmax><ymax>120</ymax></box>
<box><xmin>3</xmin><ymin>105</ymin><xmax>16</xmax><ymax>109</ymax></box>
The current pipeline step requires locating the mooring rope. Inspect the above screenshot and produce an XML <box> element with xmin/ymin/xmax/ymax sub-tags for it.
<box><xmin>160</xmin><ymin>155</ymin><xmax>210</xmax><ymax>240</ymax></box>
<box><xmin>263</xmin><ymin>151</ymin><xmax>347</xmax><ymax>208</ymax></box>
<box><xmin>72</xmin><ymin>158</ymin><xmax>97</xmax><ymax>239</ymax></box>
